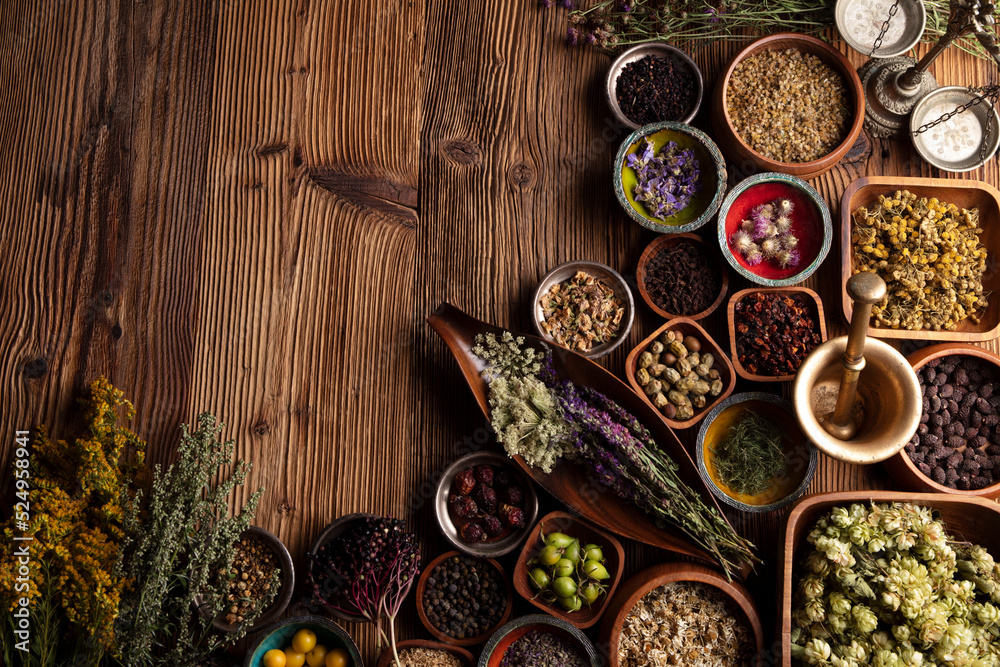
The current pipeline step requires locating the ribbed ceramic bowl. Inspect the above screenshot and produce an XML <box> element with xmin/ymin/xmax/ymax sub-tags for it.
<box><xmin>605</xmin><ymin>43</ymin><xmax>704</xmax><ymax>128</ymax></box>
<box><xmin>882</xmin><ymin>343</ymin><xmax>1000</xmax><ymax>499</ymax></box>
<box><xmin>478</xmin><ymin>615</ymin><xmax>601</xmax><ymax>667</ymax></box>
<box><xmin>717</xmin><ymin>172</ymin><xmax>832</xmax><ymax>287</ymax></box>
<box><xmin>307</xmin><ymin>513</ymin><xmax>379</xmax><ymax>623</ymax></box>
<box><xmin>244</xmin><ymin>615</ymin><xmax>363</xmax><ymax>667</ymax></box>
<box><xmin>532</xmin><ymin>260</ymin><xmax>634</xmax><ymax>359</ymax></box>
<box><xmin>434</xmin><ymin>450</ymin><xmax>539</xmax><ymax>558</ymax></box>
<box><xmin>613</xmin><ymin>121</ymin><xmax>727</xmax><ymax>233</ymax></box>
<box><xmin>696</xmin><ymin>392</ymin><xmax>818</xmax><ymax>513</ymax></box>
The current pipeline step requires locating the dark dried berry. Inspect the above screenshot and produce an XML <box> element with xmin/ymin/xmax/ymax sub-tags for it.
<box><xmin>918</xmin><ymin>462</ymin><xmax>932</xmax><ymax>476</ymax></box>
<box><xmin>946</xmin><ymin>468</ymin><xmax>960</xmax><ymax>485</ymax></box>
<box><xmin>972</xmin><ymin>476</ymin><xmax>990</xmax><ymax>489</ymax></box>
<box><xmin>483</xmin><ymin>514</ymin><xmax>504</xmax><ymax>537</ymax></box>
<box><xmin>947</xmin><ymin>452</ymin><xmax>964</xmax><ymax>468</ymax></box>
<box><xmin>939</xmin><ymin>384</ymin><xmax>953</xmax><ymax>398</ymax></box>
<box><xmin>947</xmin><ymin>399</ymin><xmax>960</xmax><ymax>414</ymax></box>
<box><xmin>954</xmin><ymin>369</ymin><xmax>969</xmax><ymax>386</ymax></box>
<box><xmin>940</xmin><ymin>361</ymin><xmax>956</xmax><ymax>374</ymax></box>
<box><xmin>460</xmin><ymin>521</ymin><xmax>487</xmax><ymax>543</ymax></box>
<box><xmin>920</xmin><ymin>411</ymin><xmax>930</xmax><ymax>424</ymax></box>
<box><xmin>981</xmin><ymin>384</ymin><xmax>995</xmax><ymax>399</ymax></box>
<box><xmin>966</xmin><ymin>461</ymin><xmax>982</xmax><ymax>476</ymax></box>
<box><xmin>940</xmin><ymin>410</ymin><xmax>952</xmax><ymax>425</ymax></box>
<box><xmin>906</xmin><ymin>440</ymin><xmax>917</xmax><ymax>453</ymax></box>
<box><xmin>453</xmin><ymin>495</ymin><xmax>479</xmax><ymax>519</ymax></box>
<box><xmin>474</xmin><ymin>485</ymin><xmax>498</xmax><ymax>514</ymax></box>
<box><xmin>981</xmin><ymin>456</ymin><xmax>995</xmax><ymax>470</ymax></box>
<box><xmin>499</xmin><ymin>503</ymin><xmax>525</xmax><ymax>528</ymax></box>
<box><xmin>474</xmin><ymin>464</ymin><xmax>494</xmax><ymax>486</ymax></box>
<box><xmin>503</xmin><ymin>485</ymin><xmax>524</xmax><ymax>506</ymax></box>
<box><xmin>959</xmin><ymin>406</ymin><xmax>972</xmax><ymax>421</ymax></box>
<box><xmin>931</xmin><ymin>426</ymin><xmax>944</xmax><ymax>439</ymax></box>
<box><xmin>918</xmin><ymin>423</ymin><xmax>929</xmax><ymax>436</ymax></box>
<box><xmin>925</xmin><ymin>385</ymin><xmax>939</xmax><ymax>398</ymax></box>
<box><xmin>983</xmin><ymin>470</ymin><xmax>995</xmax><ymax>484</ymax></box>
<box><xmin>977</xmin><ymin>397</ymin><xmax>995</xmax><ymax>414</ymax></box>
<box><xmin>453</xmin><ymin>468</ymin><xmax>476</xmax><ymax>496</ymax></box>
<box><xmin>953</xmin><ymin>388</ymin><xmax>966</xmax><ymax>403</ymax></box>
<box><xmin>923</xmin><ymin>368</ymin><xmax>937</xmax><ymax>384</ymax></box>
<box><xmin>931</xmin><ymin>467</ymin><xmax>947</xmax><ymax>484</ymax></box>
<box><xmin>911</xmin><ymin>451</ymin><xmax>925</xmax><ymax>464</ymax></box>
<box><xmin>494</xmin><ymin>469</ymin><xmax>512</xmax><ymax>488</ymax></box>
<box><xmin>964</xmin><ymin>447</ymin><xmax>976</xmax><ymax>459</ymax></box>
<box><xmin>932</xmin><ymin>444</ymin><xmax>949</xmax><ymax>458</ymax></box>
<box><xmin>958</xmin><ymin>474</ymin><xmax>971</xmax><ymax>490</ymax></box>
<box><xmin>930</xmin><ymin>395</ymin><xmax>942</xmax><ymax>412</ymax></box>
<box><xmin>933</xmin><ymin>373</ymin><xmax>948</xmax><ymax>386</ymax></box>
<box><xmin>930</xmin><ymin>414</ymin><xmax>944</xmax><ymax>428</ymax></box>
<box><xmin>963</xmin><ymin>392</ymin><xmax>978</xmax><ymax>408</ymax></box>
<box><xmin>989</xmin><ymin>445</ymin><xmax>1000</xmax><ymax>456</ymax></box>
<box><xmin>974</xmin><ymin>436</ymin><xmax>989</xmax><ymax>449</ymax></box>
<box><xmin>985</xmin><ymin>414</ymin><xmax>1000</xmax><ymax>427</ymax></box>
<box><xmin>953</xmin><ymin>423</ymin><xmax>965</xmax><ymax>438</ymax></box>
<box><xmin>971</xmin><ymin>412</ymin><xmax>984</xmax><ymax>428</ymax></box>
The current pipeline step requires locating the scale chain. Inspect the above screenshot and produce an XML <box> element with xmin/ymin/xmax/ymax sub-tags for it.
<box><xmin>869</xmin><ymin>0</ymin><xmax>901</xmax><ymax>57</ymax></box>
<box><xmin>910</xmin><ymin>85</ymin><xmax>1000</xmax><ymax>163</ymax></box>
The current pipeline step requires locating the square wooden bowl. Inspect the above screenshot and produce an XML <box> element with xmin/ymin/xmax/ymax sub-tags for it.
<box><xmin>727</xmin><ymin>287</ymin><xmax>827</xmax><ymax>382</ymax></box>
<box><xmin>781</xmin><ymin>491</ymin><xmax>1000</xmax><ymax>666</ymax></box>
<box><xmin>841</xmin><ymin>176</ymin><xmax>1000</xmax><ymax>341</ymax></box>
<box><xmin>624</xmin><ymin>317</ymin><xmax>736</xmax><ymax>430</ymax></box>
<box><xmin>512</xmin><ymin>511</ymin><xmax>625</xmax><ymax>629</ymax></box>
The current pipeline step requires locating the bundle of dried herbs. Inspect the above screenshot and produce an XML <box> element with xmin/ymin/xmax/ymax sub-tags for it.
<box><xmin>791</xmin><ymin>503</ymin><xmax>1000</xmax><ymax>666</ymax></box>
<box><xmin>853</xmin><ymin>190</ymin><xmax>990</xmax><ymax>331</ymax></box>
<box><xmin>711</xmin><ymin>410</ymin><xmax>787</xmax><ymax>496</ymax></box>
<box><xmin>115</xmin><ymin>413</ymin><xmax>271</xmax><ymax>667</ymax></box>
<box><xmin>473</xmin><ymin>332</ymin><xmax>757</xmax><ymax>579</ymax></box>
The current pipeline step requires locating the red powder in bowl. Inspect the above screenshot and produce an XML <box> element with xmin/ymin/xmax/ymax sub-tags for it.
<box><xmin>722</xmin><ymin>182</ymin><xmax>825</xmax><ymax>282</ymax></box>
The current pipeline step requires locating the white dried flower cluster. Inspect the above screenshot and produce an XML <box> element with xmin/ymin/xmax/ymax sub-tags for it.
<box><xmin>791</xmin><ymin>502</ymin><xmax>1000</xmax><ymax>667</ymax></box>
<box><xmin>618</xmin><ymin>581</ymin><xmax>755</xmax><ymax>667</ymax></box>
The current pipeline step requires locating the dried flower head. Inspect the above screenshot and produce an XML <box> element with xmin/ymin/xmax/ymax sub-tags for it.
<box><xmin>741</xmin><ymin>219</ymin><xmax>755</xmax><ymax>234</ymax></box>
<box><xmin>730</xmin><ymin>230</ymin><xmax>754</xmax><ymax>255</ymax></box>
<box><xmin>777</xmin><ymin>198</ymin><xmax>794</xmax><ymax>215</ymax></box>
<box><xmin>745</xmin><ymin>245</ymin><xmax>763</xmax><ymax>266</ymax></box>
<box><xmin>760</xmin><ymin>237</ymin><xmax>781</xmax><ymax>258</ymax></box>
<box><xmin>777</xmin><ymin>249</ymin><xmax>800</xmax><ymax>269</ymax></box>
<box><xmin>782</xmin><ymin>234</ymin><xmax>800</xmax><ymax>250</ymax></box>
<box><xmin>755</xmin><ymin>202</ymin><xmax>775</xmax><ymax>219</ymax></box>
<box><xmin>774</xmin><ymin>214</ymin><xmax>793</xmax><ymax>234</ymax></box>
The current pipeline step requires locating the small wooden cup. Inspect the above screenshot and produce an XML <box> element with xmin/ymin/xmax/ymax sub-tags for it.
<box><xmin>636</xmin><ymin>233</ymin><xmax>730</xmax><ymax>321</ymax></box>
<box><xmin>727</xmin><ymin>286</ymin><xmax>827</xmax><ymax>382</ymax></box>
<box><xmin>882</xmin><ymin>343</ymin><xmax>1000</xmax><ymax>499</ymax></box>
<box><xmin>512</xmin><ymin>511</ymin><xmax>625</xmax><ymax>629</ymax></box>
<box><xmin>624</xmin><ymin>317</ymin><xmax>736</xmax><ymax>429</ymax></box>
<box><xmin>599</xmin><ymin>562</ymin><xmax>764</xmax><ymax>667</ymax></box>
<box><xmin>377</xmin><ymin>640</ymin><xmax>475</xmax><ymax>667</ymax></box>
<box><xmin>781</xmin><ymin>492</ymin><xmax>1000</xmax><ymax>666</ymax></box>
<box><xmin>415</xmin><ymin>551</ymin><xmax>513</xmax><ymax>646</ymax></box>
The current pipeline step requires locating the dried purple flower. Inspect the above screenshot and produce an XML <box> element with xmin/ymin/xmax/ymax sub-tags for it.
<box><xmin>745</xmin><ymin>246</ymin><xmax>763</xmax><ymax>266</ymax></box>
<box><xmin>781</xmin><ymin>234</ymin><xmax>799</xmax><ymax>250</ymax></box>
<box><xmin>628</xmin><ymin>139</ymin><xmax>701</xmax><ymax>221</ymax></box>
<box><xmin>760</xmin><ymin>237</ymin><xmax>781</xmax><ymax>258</ymax></box>
<box><xmin>567</xmin><ymin>26</ymin><xmax>580</xmax><ymax>45</ymax></box>
<box><xmin>774</xmin><ymin>214</ymin><xmax>792</xmax><ymax>234</ymax></box>
<box><xmin>740</xmin><ymin>219</ymin><xmax>755</xmax><ymax>235</ymax></box>
<box><xmin>777</xmin><ymin>248</ymin><xmax>801</xmax><ymax>268</ymax></box>
<box><xmin>730</xmin><ymin>230</ymin><xmax>753</xmax><ymax>255</ymax></box>
<box><xmin>777</xmin><ymin>198</ymin><xmax>794</xmax><ymax>215</ymax></box>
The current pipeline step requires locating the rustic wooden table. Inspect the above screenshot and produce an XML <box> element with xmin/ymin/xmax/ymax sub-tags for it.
<box><xmin>2</xmin><ymin>2</ymin><xmax>999</xmax><ymax>664</ymax></box>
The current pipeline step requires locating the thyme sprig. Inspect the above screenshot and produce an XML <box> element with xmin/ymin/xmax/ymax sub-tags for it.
<box><xmin>711</xmin><ymin>409</ymin><xmax>787</xmax><ymax>496</ymax></box>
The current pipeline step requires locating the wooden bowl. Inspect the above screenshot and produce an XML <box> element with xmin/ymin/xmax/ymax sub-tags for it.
<box><xmin>696</xmin><ymin>393</ymin><xmax>817</xmax><ymax>513</ymax></box>
<box><xmin>711</xmin><ymin>33</ymin><xmax>864</xmax><ymax>180</ymax></box>
<box><xmin>416</xmin><ymin>551</ymin><xmax>513</xmax><ymax>646</ymax></box>
<box><xmin>512</xmin><ymin>511</ymin><xmax>625</xmax><ymax>629</ymax></box>
<box><xmin>307</xmin><ymin>512</ymin><xmax>379</xmax><ymax>623</ymax></box>
<box><xmin>841</xmin><ymin>176</ymin><xmax>1000</xmax><ymax>341</ymax></box>
<box><xmin>532</xmin><ymin>260</ymin><xmax>634</xmax><ymax>359</ymax></box>
<box><xmin>377</xmin><ymin>640</ymin><xmax>475</xmax><ymax>667</ymax></box>
<box><xmin>882</xmin><ymin>343</ymin><xmax>1000</xmax><ymax>499</ymax></box>
<box><xmin>244</xmin><ymin>615</ymin><xmax>364</xmax><ymax>667</ymax></box>
<box><xmin>624</xmin><ymin>317</ymin><xmax>736</xmax><ymax>430</ymax></box>
<box><xmin>428</xmin><ymin>304</ymin><xmax>751</xmax><ymax>576</ymax></box>
<box><xmin>599</xmin><ymin>563</ymin><xmax>764</xmax><ymax>667</ymax></box>
<box><xmin>636</xmin><ymin>233</ymin><xmax>730</xmax><ymax>321</ymax></box>
<box><xmin>434</xmin><ymin>451</ymin><xmax>539</xmax><ymax>558</ymax></box>
<box><xmin>613</xmin><ymin>121</ymin><xmax>728</xmax><ymax>233</ymax></box>
<box><xmin>781</xmin><ymin>491</ymin><xmax>1000</xmax><ymax>667</ymax></box>
<box><xmin>478</xmin><ymin>615</ymin><xmax>601</xmax><ymax>667</ymax></box>
<box><xmin>196</xmin><ymin>525</ymin><xmax>295</xmax><ymax>634</ymax></box>
<box><xmin>727</xmin><ymin>287</ymin><xmax>827</xmax><ymax>382</ymax></box>
<box><xmin>717</xmin><ymin>172</ymin><xmax>832</xmax><ymax>287</ymax></box>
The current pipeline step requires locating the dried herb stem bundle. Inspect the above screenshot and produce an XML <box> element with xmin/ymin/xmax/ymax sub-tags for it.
<box><xmin>712</xmin><ymin>410</ymin><xmax>787</xmax><ymax>495</ymax></box>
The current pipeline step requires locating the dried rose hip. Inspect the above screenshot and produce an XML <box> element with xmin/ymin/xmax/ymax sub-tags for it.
<box><xmin>460</xmin><ymin>522</ymin><xmax>487</xmax><ymax>543</ymax></box>
<box><xmin>452</xmin><ymin>495</ymin><xmax>478</xmax><ymax>519</ymax></box>
<box><xmin>474</xmin><ymin>464</ymin><xmax>494</xmax><ymax>486</ymax></box>
<box><xmin>474</xmin><ymin>485</ymin><xmax>497</xmax><ymax>514</ymax></box>
<box><xmin>499</xmin><ymin>503</ymin><xmax>525</xmax><ymax>528</ymax></box>
<box><xmin>503</xmin><ymin>485</ymin><xmax>524</xmax><ymax>506</ymax></box>
<box><xmin>494</xmin><ymin>469</ymin><xmax>512</xmax><ymax>487</ymax></box>
<box><xmin>453</xmin><ymin>468</ymin><xmax>476</xmax><ymax>496</ymax></box>
<box><xmin>484</xmin><ymin>515</ymin><xmax>504</xmax><ymax>537</ymax></box>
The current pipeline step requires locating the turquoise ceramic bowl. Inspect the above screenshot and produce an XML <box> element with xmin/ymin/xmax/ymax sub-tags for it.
<box><xmin>716</xmin><ymin>172</ymin><xmax>832</xmax><ymax>287</ymax></box>
<box><xmin>243</xmin><ymin>615</ymin><xmax>364</xmax><ymax>667</ymax></box>
<box><xmin>613</xmin><ymin>121</ymin><xmax>727</xmax><ymax>234</ymax></box>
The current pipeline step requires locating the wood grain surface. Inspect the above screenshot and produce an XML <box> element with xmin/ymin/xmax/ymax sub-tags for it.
<box><xmin>2</xmin><ymin>0</ymin><xmax>999</xmax><ymax>663</ymax></box>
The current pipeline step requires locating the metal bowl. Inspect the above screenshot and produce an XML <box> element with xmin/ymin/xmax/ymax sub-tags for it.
<box><xmin>479</xmin><ymin>615</ymin><xmax>601</xmax><ymax>667</ymax></box>
<box><xmin>695</xmin><ymin>392</ymin><xmax>818</xmax><ymax>513</ymax></box>
<box><xmin>836</xmin><ymin>0</ymin><xmax>925</xmax><ymax>58</ymax></box>
<box><xmin>910</xmin><ymin>86</ymin><xmax>1000</xmax><ymax>173</ymax></box>
<box><xmin>435</xmin><ymin>451</ymin><xmax>539</xmax><ymax>558</ymax></box>
<box><xmin>605</xmin><ymin>43</ymin><xmax>703</xmax><ymax>129</ymax></box>
<box><xmin>532</xmin><ymin>260</ymin><xmax>634</xmax><ymax>359</ymax></box>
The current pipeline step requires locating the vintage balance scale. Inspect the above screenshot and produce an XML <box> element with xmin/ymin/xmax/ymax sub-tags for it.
<box><xmin>837</xmin><ymin>0</ymin><xmax>1000</xmax><ymax>170</ymax></box>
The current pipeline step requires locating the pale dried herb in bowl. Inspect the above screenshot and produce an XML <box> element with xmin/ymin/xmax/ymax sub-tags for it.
<box><xmin>539</xmin><ymin>271</ymin><xmax>625</xmax><ymax>353</ymax></box>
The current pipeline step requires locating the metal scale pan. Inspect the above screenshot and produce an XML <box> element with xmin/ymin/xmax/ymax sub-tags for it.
<box><xmin>836</xmin><ymin>0</ymin><xmax>926</xmax><ymax>57</ymax></box>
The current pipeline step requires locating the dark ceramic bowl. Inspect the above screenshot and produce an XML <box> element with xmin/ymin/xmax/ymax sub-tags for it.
<box><xmin>478</xmin><ymin>615</ymin><xmax>601</xmax><ymax>667</ymax></box>
<box><xmin>243</xmin><ymin>615</ymin><xmax>363</xmax><ymax>667</ymax></box>
<box><xmin>306</xmin><ymin>513</ymin><xmax>379</xmax><ymax>623</ymax></box>
<box><xmin>194</xmin><ymin>525</ymin><xmax>294</xmax><ymax>634</ymax></box>
<box><xmin>434</xmin><ymin>451</ymin><xmax>539</xmax><ymax>558</ymax></box>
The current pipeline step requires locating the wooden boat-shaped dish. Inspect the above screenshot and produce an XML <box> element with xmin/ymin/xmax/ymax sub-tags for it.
<box><xmin>427</xmin><ymin>303</ymin><xmax>749</xmax><ymax>575</ymax></box>
<box><xmin>781</xmin><ymin>491</ymin><xmax>1000</xmax><ymax>666</ymax></box>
